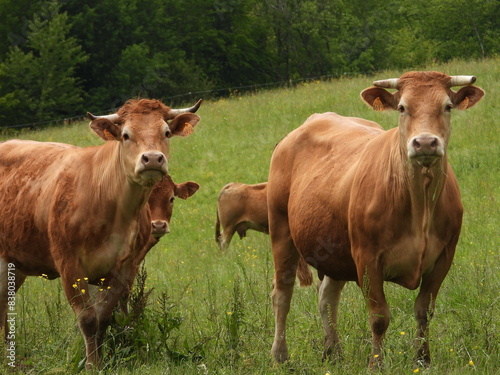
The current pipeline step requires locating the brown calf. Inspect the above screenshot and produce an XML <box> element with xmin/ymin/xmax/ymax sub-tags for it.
<box><xmin>119</xmin><ymin>175</ymin><xmax>199</xmax><ymax>313</ymax></box>
<box><xmin>215</xmin><ymin>181</ymin><xmax>312</xmax><ymax>287</ymax></box>
<box><xmin>215</xmin><ymin>182</ymin><xmax>269</xmax><ymax>251</ymax></box>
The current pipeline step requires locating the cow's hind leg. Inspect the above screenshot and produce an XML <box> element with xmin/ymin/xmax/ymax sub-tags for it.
<box><xmin>217</xmin><ymin>224</ymin><xmax>236</xmax><ymax>251</ymax></box>
<box><xmin>0</xmin><ymin>260</ymin><xmax>26</xmax><ymax>340</ymax></box>
<box><xmin>414</xmin><ymin>245</ymin><xmax>455</xmax><ymax>367</ymax></box>
<box><xmin>270</xmin><ymin>213</ymin><xmax>299</xmax><ymax>363</ymax></box>
<box><xmin>319</xmin><ymin>276</ymin><xmax>346</xmax><ymax>361</ymax></box>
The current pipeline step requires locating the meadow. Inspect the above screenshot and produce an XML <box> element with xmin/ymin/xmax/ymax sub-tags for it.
<box><xmin>0</xmin><ymin>58</ymin><xmax>498</xmax><ymax>374</ymax></box>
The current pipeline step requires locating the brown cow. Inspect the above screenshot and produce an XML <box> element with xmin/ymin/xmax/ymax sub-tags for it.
<box><xmin>215</xmin><ymin>181</ymin><xmax>313</xmax><ymax>286</ymax></box>
<box><xmin>119</xmin><ymin>175</ymin><xmax>199</xmax><ymax>313</ymax></box>
<box><xmin>0</xmin><ymin>98</ymin><xmax>201</xmax><ymax>369</ymax></box>
<box><xmin>267</xmin><ymin>72</ymin><xmax>484</xmax><ymax>367</ymax></box>
<box><xmin>215</xmin><ymin>182</ymin><xmax>269</xmax><ymax>251</ymax></box>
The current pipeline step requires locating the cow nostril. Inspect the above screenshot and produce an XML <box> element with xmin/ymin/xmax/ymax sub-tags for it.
<box><xmin>412</xmin><ymin>138</ymin><xmax>421</xmax><ymax>150</ymax></box>
<box><xmin>430</xmin><ymin>139</ymin><xmax>438</xmax><ymax>149</ymax></box>
<box><xmin>142</xmin><ymin>154</ymin><xmax>150</xmax><ymax>164</ymax></box>
<box><xmin>157</xmin><ymin>154</ymin><xmax>164</xmax><ymax>165</ymax></box>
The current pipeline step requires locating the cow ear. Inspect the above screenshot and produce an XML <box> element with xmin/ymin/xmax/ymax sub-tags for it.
<box><xmin>360</xmin><ymin>87</ymin><xmax>398</xmax><ymax>111</ymax></box>
<box><xmin>168</xmin><ymin>114</ymin><xmax>200</xmax><ymax>137</ymax></box>
<box><xmin>174</xmin><ymin>181</ymin><xmax>200</xmax><ymax>199</ymax></box>
<box><xmin>452</xmin><ymin>86</ymin><xmax>485</xmax><ymax>110</ymax></box>
<box><xmin>89</xmin><ymin>119</ymin><xmax>121</xmax><ymax>141</ymax></box>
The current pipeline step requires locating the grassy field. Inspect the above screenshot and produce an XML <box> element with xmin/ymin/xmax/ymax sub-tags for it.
<box><xmin>0</xmin><ymin>58</ymin><xmax>498</xmax><ymax>375</ymax></box>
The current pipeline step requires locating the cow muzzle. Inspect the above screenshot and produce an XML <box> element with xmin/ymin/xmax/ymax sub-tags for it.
<box><xmin>408</xmin><ymin>133</ymin><xmax>444</xmax><ymax>166</ymax></box>
<box><xmin>151</xmin><ymin>220</ymin><xmax>170</xmax><ymax>238</ymax></box>
<box><xmin>135</xmin><ymin>151</ymin><xmax>168</xmax><ymax>184</ymax></box>
<box><xmin>141</xmin><ymin>151</ymin><xmax>166</xmax><ymax>170</ymax></box>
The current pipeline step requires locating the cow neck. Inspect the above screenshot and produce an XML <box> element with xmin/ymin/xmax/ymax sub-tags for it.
<box><xmin>88</xmin><ymin>141</ymin><xmax>151</xmax><ymax>222</ymax></box>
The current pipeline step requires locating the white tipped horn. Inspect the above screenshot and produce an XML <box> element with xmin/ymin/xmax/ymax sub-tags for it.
<box><xmin>450</xmin><ymin>75</ymin><xmax>476</xmax><ymax>87</ymax></box>
<box><xmin>372</xmin><ymin>78</ymin><xmax>399</xmax><ymax>89</ymax></box>
<box><xmin>167</xmin><ymin>99</ymin><xmax>203</xmax><ymax>119</ymax></box>
<box><xmin>86</xmin><ymin>112</ymin><xmax>120</xmax><ymax>122</ymax></box>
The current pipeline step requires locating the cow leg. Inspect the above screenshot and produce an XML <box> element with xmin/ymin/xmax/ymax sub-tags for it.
<box><xmin>0</xmin><ymin>260</ymin><xmax>26</xmax><ymax>339</ymax></box>
<box><xmin>270</xmin><ymin>219</ymin><xmax>299</xmax><ymax>363</ymax></box>
<box><xmin>318</xmin><ymin>276</ymin><xmax>346</xmax><ymax>361</ymax></box>
<box><xmin>357</xmin><ymin>263</ymin><xmax>389</xmax><ymax>368</ymax></box>
<box><xmin>218</xmin><ymin>226</ymin><xmax>236</xmax><ymax>251</ymax></box>
<box><xmin>93</xmin><ymin>268</ymin><xmax>132</xmax><ymax>349</ymax></box>
<box><xmin>414</xmin><ymin>246</ymin><xmax>455</xmax><ymax>366</ymax></box>
<box><xmin>60</xmin><ymin>271</ymin><xmax>103</xmax><ymax>369</ymax></box>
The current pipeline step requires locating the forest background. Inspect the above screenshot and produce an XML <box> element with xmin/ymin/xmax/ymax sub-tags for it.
<box><xmin>0</xmin><ymin>0</ymin><xmax>498</xmax><ymax>127</ymax></box>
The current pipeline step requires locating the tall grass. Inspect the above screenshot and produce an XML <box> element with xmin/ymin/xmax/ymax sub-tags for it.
<box><xmin>0</xmin><ymin>58</ymin><xmax>498</xmax><ymax>374</ymax></box>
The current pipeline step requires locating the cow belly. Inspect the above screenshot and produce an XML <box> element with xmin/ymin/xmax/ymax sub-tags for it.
<box><xmin>5</xmin><ymin>244</ymin><xmax>58</xmax><ymax>278</ymax></box>
<box><xmin>291</xmin><ymin>222</ymin><xmax>358</xmax><ymax>281</ymax></box>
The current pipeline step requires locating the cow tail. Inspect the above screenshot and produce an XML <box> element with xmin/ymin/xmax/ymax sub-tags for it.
<box><xmin>297</xmin><ymin>256</ymin><xmax>313</xmax><ymax>287</ymax></box>
<box><xmin>215</xmin><ymin>209</ymin><xmax>221</xmax><ymax>246</ymax></box>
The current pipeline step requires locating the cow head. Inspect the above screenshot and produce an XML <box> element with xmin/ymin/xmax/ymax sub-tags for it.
<box><xmin>361</xmin><ymin>72</ymin><xmax>484</xmax><ymax>167</ymax></box>
<box><xmin>87</xmin><ymin>99</ymin><xmax>202</xmax><ymax>187</ymax></box>
<box><xmin>148</xmin><ymin>175</ymin><xmax>199</xmax><ymax>238</ymax></box>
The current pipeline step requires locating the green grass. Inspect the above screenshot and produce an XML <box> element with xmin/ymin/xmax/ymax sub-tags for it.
<box><xmin>1</xmin><ymin>58</ymin><xmax>498</xmax><ymax>374</ymax></box>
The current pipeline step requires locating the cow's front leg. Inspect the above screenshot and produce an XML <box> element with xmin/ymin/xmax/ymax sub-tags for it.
<box><xmin>357</xmin><ymin>262</ymin><xmax>390</xmax><ymax>368</ymax></box>
<box><xmin>61</xmin><ymin>273</ymin><xmax>101</xmax><ymax>370</ymax></box>
<box><xmin>93</xmin><ymin>261</ymin><xmax>138</xmax><ymax>350</ymax></box>
<box><xmin>414</xmin><ymin>245</ymin><xmax>455</xmax><ymax>367</ymax></box>
<box><xmin>318</xmin><ymin>276</ymin><xmax>346</xmax><ymax>361</ymax></box>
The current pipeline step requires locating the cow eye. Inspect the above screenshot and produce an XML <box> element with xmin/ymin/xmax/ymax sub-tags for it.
<box><xmin>165</xmin><ymin>130</ymin><xmax>172</xmax><ymax>138</ymax></box>
<box><xmin>397</xmin><ymin>104</ymin><xmax>405</xmax><ymax>113</ymax></box>
<box><xmin>445</xmin><ymin>104</ymin><xmax>453</xmax><ymax>112</ymax></box>
<box><xmin>122</xmin><ymin>133</ymin><xmax>130</xmax><ymax>141</ymax></box>
<box><xmin>169</xmin><ymin>197</ymin><xmax>175</xmax><ymax>204</ymax></box>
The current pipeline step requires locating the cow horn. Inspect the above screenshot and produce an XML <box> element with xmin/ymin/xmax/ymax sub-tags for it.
<box><xmin>450</xmin><ymin>75</ymin><xmax>476</xmax><ymax>87</ymax></box>
<box><xmin>167</xmin><ymin>99</ymin><xmax>203</xmax><ymax>118</ymax></box>
<box><xmin>372</xmin><ymin>78</ymin><xmax>399</xmax><ymax>89</ymax></box>
<box><xmin>87</xmin><ymin>112</ymin><xmax>120</xmax><ymax>123</ymax></box>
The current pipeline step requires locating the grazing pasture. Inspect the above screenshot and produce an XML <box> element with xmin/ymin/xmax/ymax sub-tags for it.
<box><xmin>0</xmin><ymin>58</ymin><xmax>498</xmax><ymax>374</ymax></box>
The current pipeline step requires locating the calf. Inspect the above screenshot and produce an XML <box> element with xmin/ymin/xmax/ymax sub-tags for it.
<box><xmin>216</xmin><ymin>182</ymin><xmax>312</xmax><ymax>286</ymax></box>
<box><xmin>119</xmin><ymin>175</ymin><xmax>199</xmax><ymax>313</ymax></box>
<box><xmin>0</xmin><ymin>98</ymin><xmax>201</xmax><ymax>369</ymax></box>
<box><xmin>215</xmin><ymin>182</ymin><xmax>269</xmax><ymax>251</ymax></box>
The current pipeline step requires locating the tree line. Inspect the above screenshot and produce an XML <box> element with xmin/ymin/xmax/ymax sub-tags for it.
<box><xmin>0</xmin><ymin>0</ymin><xmax>498</xmax><ymax>127</ymax></box>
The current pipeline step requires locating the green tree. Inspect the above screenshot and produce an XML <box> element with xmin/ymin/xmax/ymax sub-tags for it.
<box><xmin>0</xmin><ymin>0</ymin><xmax>87</xmax><ymax>127</ymax></box>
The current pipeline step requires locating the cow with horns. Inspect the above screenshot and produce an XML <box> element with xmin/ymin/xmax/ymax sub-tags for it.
<box><xmin>267</xmin><ymin>72</ymin><xmax>484</xmax><ymax>367</ymax></box>
<box><xmin>0</xmin><ymin>98</ymin><xmax>201</xmax><ymax>369</ymax></box>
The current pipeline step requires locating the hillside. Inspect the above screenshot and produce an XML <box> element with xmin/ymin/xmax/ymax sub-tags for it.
<box><xmin>0</xmin><ymin>58</ymin><xmax>498</xmax><ymax>374</ymax></box>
